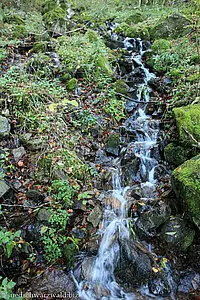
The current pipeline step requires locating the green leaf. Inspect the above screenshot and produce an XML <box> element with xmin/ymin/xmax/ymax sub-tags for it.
<box><xmin>62</xmin><ymin>98</ymin><xmax>78</xmax><ymax>107</ymax></box>
<box><xmin>6</xmin><ymin>242</ymin><xmax>14</xmax><ymax>258</ymax></box>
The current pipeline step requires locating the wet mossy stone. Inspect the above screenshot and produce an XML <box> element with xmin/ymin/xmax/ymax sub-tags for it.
<box><xmin>66</xmin><ymin>78</ymin><xmax>78</xmax><ymax>91</ymax></box>
<box><xmin>26</xmin><ymin>189</ymin><xmax>44</xmax><ymax>202</ymax></box>
<box><xmin>105</xmin><ymin>133</ymin><xmax>121</xmax><ymax>156</ymax></box>
<box><xmin>171</xmin><ymin>155</ymin><xmax>200</xmax><ymax>229</ymax></box>
<box><xmin>114</xmin><ymin>80</ymin><xmax>129</xmax><ymax>95</ymax></box>
<box><xmin>164</xmin><ymin>143</ymin><xmax>192</xmax><ymax>167</ymax></box>
<box><xmin>160</xmin><ymin>217</ymin><xmax>195</xmax><ymax>251</ymax></box>
<box><xmin>150</xmin><ymin>13</ymin><xmax>191</xmax><ymax>40</ymax></box>
<box><xmin>37</xmin><ymin>208</ymin><xmax>51</xmax><ymax>223</ymax></box>
<box><xmin>0</xmin><ymin>116</ymin><xmax>10</xmax><ymax>137</ymax></box>
<box><xmin>173</xmin><ymin>104</ymin><xmax>200</xmax><ymax>144</ymax></box>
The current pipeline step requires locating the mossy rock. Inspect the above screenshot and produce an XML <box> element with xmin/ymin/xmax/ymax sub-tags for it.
<box><xmin>173</xmin><ymin>104</ymin><xmax>200</xmax><ymax>144</ymax></box>
<box><xmin>114</xmin><ymin>22</ymin><xmax>129</xmax><ymax>34</ymax></box>
<box><xmin>33</xmin><ymin>42</ymin><xmax>48</xmax><ymax>53</ymax></box>
<box><xmin>127</xmin><ymin>26</ymin><xmax>149</xmax><ymax>40</ymax></box>
<box><xmin>105</xmin><ymin>133</ymin><xmax>121</xmax><ymax>156</ymax></box>
<box><xmin>125</xmin><ymin>12</ymin><xmax>143</xmax><ymax>25</ymax></box>
<box><xmin>66</xmin><ymin>78</ymin><xmax>78</xmax><ymax>90</ymax></box>
<box><xmin>164</xmin><ymin>143</ymin><xmax>192</xmax><ymax>167</ymax></box>
<box><xmin>171</xmin><ymin>155</ymin><xmax>200</xmax><ymax>229</ymax></box>
<box><xmin>150</xmin><ymin>13</ymin><xmax>191</xmax><ymax>40</ymax></box>
<box><xmin>86</xmin><ymin>29</ymin><xmax>99</xmax><ymax>42</ymax></box>
<box><xmin>95</xmin><ymin>55</ymin><xmax>113</xmax><ymax>76</ymax></box>
<box><xmin>114</xmin><ymin>80</ymin><xmax>129</xmax><ymax>95</ymax></box>
<box><xmin>63</xmin><ymin>243</ymin><xmax>78</xmax><ymax>267</ymax></box>
<box><xmin>60</xmin><ymin>73</ymin><xmax>71</xmax><ymax>83</ymax></box>
<box><xmin>151</xmin><ymin>39</ymin><xmax>171</xmax><ymax>53</ymax></box>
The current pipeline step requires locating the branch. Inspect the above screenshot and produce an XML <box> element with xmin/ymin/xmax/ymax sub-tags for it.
<box><xmin>115</xmin><ymin>92</ymin><xmax>158</xmax><ymax>104</ymax></box>
<box><xmin>182</xmin><ymin>126</ymin><xmax>200</xmax><ymax>148</ymax></box>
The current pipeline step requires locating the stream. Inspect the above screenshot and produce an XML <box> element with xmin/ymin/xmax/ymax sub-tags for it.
<box><xmin>73</xmin><ymin>27</ymin><xmax>174</xmax><ymax>299</ymax></box>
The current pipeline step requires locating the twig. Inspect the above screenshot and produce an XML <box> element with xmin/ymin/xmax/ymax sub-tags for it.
<box><xmin>182</xmin><ymin>126</ymin><xmax>200</xmax><ymax>148</ymax></box>
<box><xmin>1</xmin><ymin>203</ymin><xmax>49</xmax><ymax>210</ymax></box>
<box><xmin>115</xmin><ymin>92</ymin><xmax>158</xmax><ymax>104</ymax></box>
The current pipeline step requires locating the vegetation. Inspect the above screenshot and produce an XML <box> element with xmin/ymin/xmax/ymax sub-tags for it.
<box><xmin>0</xmin><ymin>0</ymin><xmax>199</xmax><ymax>296</ymax></box>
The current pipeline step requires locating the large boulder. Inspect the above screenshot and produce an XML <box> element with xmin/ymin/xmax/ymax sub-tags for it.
<box><xmin>164</xmin><ymin>143</ymin><xmax>192</xmax><ymax>167</ymax></box>
<box><xmin>0</xmin><ymin>116</ymin><xmax>10</xmax><ymax>137</ymax></box>
<box><xmin>173</xmin><ymin>104</ymin><xmax>200</xmax><ymax>145</ymax></box>
<box><xmin>150</xmin><ymin>14</ymin><xmax>191</xmax><ymax>40</ymax></box>
<box><xmin>171</xmin><ymin>155</ymin><xmax>200</xmax><ymax>229</ymax></box>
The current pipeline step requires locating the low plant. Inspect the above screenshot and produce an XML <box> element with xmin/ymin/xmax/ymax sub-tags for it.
<box><xmin>0</xmin><ymin>277</ymin><xmax>22</xmax><ymax>300</ymax></box>
<box><xmin>0</xmin><ymin>225</ymin><xmax>21</xmax><ymax>258</ymax></box>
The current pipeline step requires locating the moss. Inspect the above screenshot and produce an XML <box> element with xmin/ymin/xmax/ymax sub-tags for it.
<box><xmin>172</xmin><ymin>155</ymin><xmax>200</xmax><ymax>229</ymax></box>
<box><xmin>125</xmin><ymin>12</ymin><xmax>143</xmax><ymax>24</ymax></box>
<box><xmin>33</xmin><ymin>42</ymin><xmax>48</xmax><ymax>53</ymax></box>
<box><xmin>173</xmin><ymin>104</ymin><xmax>200</xmax><ymax>143</ymax></box>
<box><xmin>151</xmin><ymin>39</ymin><xmax>171</xmax><ymax>53</ymax></box>
<box><xmin>86</xmin><ymin>29</ymin><xmax>99</xmax><ymax>42</ymax></box>
<box><xmin>63</xmin><ymin>243</ymin><xmax>78</xmax><ymax>267</ymax></box>
<box><xmin>164</xmin><ymin>143</ymin><xmax>191</xmax><ymax>167</ymax></box>
<box><xmin>150</xmin><ymin>13</ymin><xmax>191</xmax><ymax>40</ymax></box>
<box><xmin>60</xmin><ymin>73</ymin><xmax>71</xmax><ymax>83</ymax></box>
<box><xmin>95</xmin><ymin>55</ymin><xmax>113</xmax><ymax>76</ymax></box>
<box><xmin>114</xmin><ymin>80</ymin><xmax>129</xmax><ymax>95</ymax></box>
<box><xmin>113</xmin><ymin>22</ymin><xmax>129</xmax><ymax>34</ymax></box>
<box><xmin>13</xmin><ymin>24</ymin><xmax>28</xmax><ymax>38</ymax></box>
<box><xmin>66</xmin><ymin>78</ymin><xmax>78</xmax><ymax>91</ymax></box>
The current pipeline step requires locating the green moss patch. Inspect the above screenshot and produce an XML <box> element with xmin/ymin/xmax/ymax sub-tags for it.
<box><xmin>172</xmin><ymin>155</ymin><xmax>200</xmax><ymax>229</ymax></box>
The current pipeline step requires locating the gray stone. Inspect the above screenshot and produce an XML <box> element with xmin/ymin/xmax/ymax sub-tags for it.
<box><xmin>105</xmin><ymin>133</ymin><xmax>121</xmax><ymax>156</ymax></box>
<box><xmin>87</xmin><ymin>205</ymin><xmax>102</xmax><ymax>227</ymax></box>
<box><xmin>0</xmin><ymin>116</ymin><xmax>10</xmax><ymax>137</ymax></box>
<box><xmin>37</xmin><ymin>208</ymin><xmax>51</xmax><ymax>223</ymax></box>
<box><xmin>26</xmin><ymin>189</ymin><xmax>44</xmax><ymax>202</ymax></box>
<box><xmin>0</xmin><ymin>181</ymin><xmax>11</xmax><ymax>198</ymax></box>
<box><xmin>12</xmin><ymin>146</ymin><xmax>26</xmax><ymax>162</ymax></box>
<box><xmin>160</xmin><ymin>217</ymin><xmax>195</xmax><ymax>251</ymax></box>
<box><xmin>135</xmin><ymin>204</ymin><xmax>171</xmax><ymax>238</ymax></box>
<box><xmin>29</xmin><ymin>268</ymin><xmax>76</xmax><ymax>295</ymax></box>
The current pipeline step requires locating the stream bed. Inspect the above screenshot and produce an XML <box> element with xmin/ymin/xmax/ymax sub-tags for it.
<box><xmin>72</xmin><ymin>27</ymin><xmax>180</xmax><ymax>300</ymax></box>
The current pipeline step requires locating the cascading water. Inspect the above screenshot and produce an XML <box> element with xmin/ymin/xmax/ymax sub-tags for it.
<box><xmin>74</xmin><ymin>32</ymin><xmax>167</xmax><ymax>300</ymax></box>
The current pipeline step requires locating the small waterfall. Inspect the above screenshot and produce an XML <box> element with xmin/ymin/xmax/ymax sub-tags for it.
<box><xmin>75</xmin><ymin>32</ymin><xmax>163</xmax><ymax>299</ymax></box>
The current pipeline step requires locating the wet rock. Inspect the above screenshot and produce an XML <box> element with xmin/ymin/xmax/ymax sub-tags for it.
<box><xmin>178</xmin><ymin>271</ymin><xmax>200</xmax><ymax>293</ymax></box>
<box><xmin>0</xmin><ymin>181</ymin><xmax>12</xmax><ymax>199</ymax></box>
<box><xmin>105</xmin><ymin>133</ymin><xmax>121</xmax><ymax>156</ymax></box>
<box><xmin>12</xmin><ymin>146</ymin><xmax>26</xmax><ymax>162</ymax></box>
<box><xmin>117</xmin><ymin>58</ymin><xmax>133</xmax><ymax>76</ymax></box>
<box><xmin>121</xmin><ymin>150</ymin><xmax>140</xmax><ymax>185</ymax></box>
<box><xmin>125</xmin><ymin>100</ymin><xmax>137</xmax><ymax>113</ymax></box>
<box><xmin>135</xmin><ymin>204</ymin><xmax>171</xmax><ymax>237</ymax></box>
<box><xmin>87</xmin><ymin>205</ymin><xmax>102</xmax><ymax>227</ymax></box>
<box><xmin>149</xmin><ymin>77</ymin><xmax>169</xmax><ymax>94</ymax></box>
<box><xmin>37</xmin><ymin>208</ymin><xmax>51</xmax><ymax>223</ymax></box>
<box><xmin>29</xmin><ymin>268</ymin><xmax>76</xmax><ymax>295</ymax></box>
<box><xmin>173</xmin><ymin>104</ymin><xmax>200</xmax><ymax>144</ymax></box>
<box><xmin>82</xmin><ymin>256</ymin><xmax>95</xmax><ymax>280</ymax></box>
<box><xmin>0</xmin><ymin>116</ymin><xmax>10</xmax><ymax>137</ymax></box>
<box><xmin>26</xmin><ymin>189</ymin><xmax>44</xmax><ymax>202</ymax></box>
<box><xmin>160</xmin><ymin>217</ymin><xmax>195</xmax><ymax>251</ymax></box>
<box><xmin>106</xmin><ymin>39</ymin><xmax>124</xmax><ymax>49</ymax></box>
<box><xmin>115</xmin><ymin>241</ymin><xmax>152</xmax><ymax>286</ymax></box>
<box><xmin>164</xmin><ymin>143</ymin><xmax>192</xmax><ymax>166</ymax></box>
<box><xmin>86</xmin><ymin>235</ymin><xmax>100</xmax><ymax>255</ymax></box>
<box><xmin>171</xmin><ymin>155</ymin><xmax>200</xmax><ymax>229</ymax></box>
<box><xmin>95</xmin><ymin>149</ymin><xmax>112</xmax><ymax>166</ymax></box>
<box><xmin>148</xmin><ymin>273</ymin><xmax>171</xmax><ymax>296</ymax></box>
<box><xmin>150</xmin><ymin>13</ymin><xmax>191</xmax><ymax>39</ymax></box>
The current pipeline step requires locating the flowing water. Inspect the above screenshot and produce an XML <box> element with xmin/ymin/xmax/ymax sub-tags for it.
<box><xmin>74</xmin><ymin>32</ymin><xmax>165</xmax><ymax>300</ymax></box>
